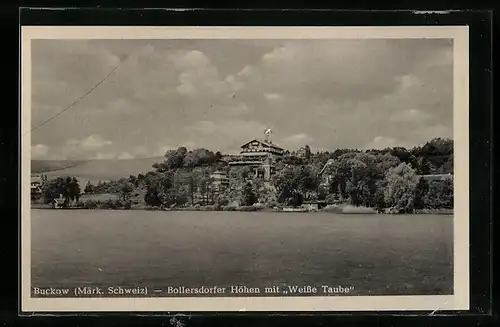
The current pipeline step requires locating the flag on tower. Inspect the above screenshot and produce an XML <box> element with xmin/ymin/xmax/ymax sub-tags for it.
<box><xmin>264</xmin><ymin>128</ymin><xmax>272</xmax><ymax>143</ymax></box>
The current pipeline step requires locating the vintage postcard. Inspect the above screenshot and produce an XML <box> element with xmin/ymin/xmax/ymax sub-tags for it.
<box><xmin>21</xmin><ymin>26</ymin><xmax>469</xmax><ymax>312</ymax></box>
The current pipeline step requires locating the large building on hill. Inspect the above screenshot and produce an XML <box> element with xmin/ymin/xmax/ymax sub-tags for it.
<box><xmin>228</xmin><ymin>130</ymin><xmax>285</xmax><ymax>181</ymax></box>
<box><xmin>210</xmin><ymin>170</ymin><xmax>230</xmax><ymax>193</ymax></box>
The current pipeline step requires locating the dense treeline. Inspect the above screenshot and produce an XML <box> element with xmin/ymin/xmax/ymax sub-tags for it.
<box><xmin>38</xmin><ymin>137</ymin><xmax>453</xmax><ymax>213</ymax></box>
<box><xmin>39</xmin><ymin>176</ymin><xmax>81</xmax><ymax>206</ymax></box>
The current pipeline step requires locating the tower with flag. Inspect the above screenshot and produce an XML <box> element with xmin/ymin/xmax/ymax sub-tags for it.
<box><xmin>264</xmin><ymin>128</ymin><xmax>272</xmax><ymax>142</ymax></box>
<box><xmin>228</xmin><ymin>128</ymin><xmax>285</xmax><ymax>181</ymax></box>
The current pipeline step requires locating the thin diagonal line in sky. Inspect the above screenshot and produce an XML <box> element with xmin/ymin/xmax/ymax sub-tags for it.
<box><xmin>24</xmin><ymin>54</ymin><xmax>130</xmax><ymax>136</ymax></box>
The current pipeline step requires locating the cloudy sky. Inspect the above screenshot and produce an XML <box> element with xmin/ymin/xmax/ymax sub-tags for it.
<box><xmin>30</xmin><ymin>38</ymin><xmax>453</xmax><ymax>160</ymax></box>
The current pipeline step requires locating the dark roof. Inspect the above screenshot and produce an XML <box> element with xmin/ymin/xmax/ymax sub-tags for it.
<box><xmin>228</xmin><ymin>161</ymin><xmax>265</xmax><ymax>166</ymax></box>
<box><xmin>241</xmin><ymin>139</ymin><xmax>284</xmax><ymax>151</ymax></box>
<box><xmin>241</xmin><ymin>151</ymin><xmax>269</xmax><ymax>155</ymax></box>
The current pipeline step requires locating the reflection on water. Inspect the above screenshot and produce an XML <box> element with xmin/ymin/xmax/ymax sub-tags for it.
<box><xmin>31</xmin><ymin>210</ymin><xmax>453</xmax><ymax>296</ymax></box>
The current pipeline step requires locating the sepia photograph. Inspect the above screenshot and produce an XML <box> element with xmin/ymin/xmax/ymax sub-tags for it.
<box><xmin>21</xmin><ymin>26</ymin><xmax>469</xmax><ymax>312</ymax></box>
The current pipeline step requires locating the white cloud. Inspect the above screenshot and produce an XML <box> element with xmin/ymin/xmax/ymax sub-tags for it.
<box><xmin>391</xmin><ymin>109</ymin><xmax>433</xmax><ymax>123</ymax></box>
<box><xmin>125</xmin><ymin>44</ymin><xmax>156</xmax><ymax>68</ymax></box>
<box><xmin>107</xmin><ymin>98</ymin><xmax>132</xmax><ymax>113</ymax></box>
<box><xmin>32</xmin><ymin>144</ymin><xmax>50</xmax><ymax>159</ymax></box>
<box><xmin>48</xmin><ymin>134</ymin><xmax>115</xmax><ymax>160</ymax></box>
<box><xmin>228</xmin><ymin>103</ymin><xmax>251</xmax><ymax>114</ymax></box>
<box><xmin>264</xmin><ymin>93</ymin><xmax>283</xmax><ymax>101</ymax></box>
<box><xmin>79</xmin><ymin>134</ymin><xmax>113</xmax><ymax>150</ymax></box>
<box><xmin>171</xmin><ymin>50</ymin><xmax>211</xmax><ymax>70</ymax></box>
<box><xmin>216</xmin><ymin>102</ymin><xmax>251</xmax><ymax>116</ymax></box>
<box><xmin>177</xmin><ymin>82</ymin><xmax>197</xmax><ymax>96</ymax></box>
<box><xmin>32</xmin><ymin>40</ymin><xmax>122</xmax><ymax>111</ymax></box>
<box><xmin>282</xmin><ymin>133</ymin><xmax>315</xmax><ymax>147</ymax></box>
<box><xmin>364</xmin><ymin>136</ymin><xmax>410</xmax><ymax>150</ymax></box>
<box><xmin>262</xmin><ymin>46</ymin><xmax>288</xmax><ymax>63</ymax></box>
<box><xmin>154</xmin><ymin>140</ymin><xmax>197</xmax><ymax>157</ymax></box>
<box><xmin>180</xmin><ymin>141</ymin><xmax>196</xmax><ymax>150</ymax></box>
<box><xmin>187</xmin><ymin>120</ymin><xmax>266</xmax><ymax>138</ymax></box>
<box><xmin>31</xmin><ymin>39</ymin><xmax>453</xmax><ymax>158</ymax></box>
<box><xmin>232</xmin><ymin>39</ymin><xmax>453</xmax><ymax>110</ymax></box>
<box><xmin>225</xmin><ymin>75</ymin><xmax>244</xmax><ymax>91</ymax></box>
<box><xmin>397</xmin><ymin>74</ymin><xmax>422</xmax><ymax>91</ymax></box>
<box><xmin>118</xmin><ymin>152</ymin><xmax>134</xmax><ymax>160</ymax></box>
<box><xmin>66</xmin><ymin>134</ymin><xmax>112</xmax><ymax>150</ymax></box>
<box><xmin>170</xmin><ymin>50</ymin><xmax>229</xmax><ymax>97</ymax></box>
<box><xmin>186</xmin><ymin>120</ymin><xmax>217</xmax><ymax>135</ymax></box>
<box><xmin>185</xmin><ymin>119</ymin><xmax>268</xmax><ymax>153</ymax></box>
<box><xmin>237</xmin><ymin>65</ymin><xmax>256</xmax><ymax>77</ymax></box>
<box><xmin>154</xmin><ymin>144</ymin><xmax>175</xmax><ymax>157</ymax></box>
<box><xmin>93</xmin><ymin>152</ymin><xmax>117</xmax><ymax>160</ymax></box>
<box><xmin>413</xmin><ymin>124</ymin><xmax>452</xmax><ymax>141</ymax></box>
<box><xmin>130</xmin><ymin>146</ymin><xmax>149</xmax><ymax>158</ymax></box>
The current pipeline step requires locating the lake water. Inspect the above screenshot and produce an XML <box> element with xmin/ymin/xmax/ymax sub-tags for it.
<box><xmin>30</xmin><ymin>209</ymin><xmax>453</xmax><ymax>296</ymax></box>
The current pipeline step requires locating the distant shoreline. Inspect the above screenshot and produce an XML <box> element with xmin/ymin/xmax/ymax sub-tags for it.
<box><xmin>30</xmin><ymin>204</ymin><xmax>453</xmax><ymax>215</ymax></box>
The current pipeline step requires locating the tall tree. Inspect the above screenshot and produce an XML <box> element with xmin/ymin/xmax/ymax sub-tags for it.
<box><xmin>424</xmin><ymin>179</ymin><xmax>454</xmax><ymax>209</ymax></box>
<box><xmin>413</xmin><ymin>177</ymin><xmax>429</xmax><ymax>209</ymax></box>
<box><xmin>420</xmin><ymin>137</ymin><xmax>453</xmax><ymax>169</ymax></box>
<box><xmin>323</xmin><ymin>157</ymin><xmax>351</xmax><ymax>200</ymax></box>
<box><xmin>273</xmin><ymin>165</ymin><xmax>318</xmax><ymax>206</ymax></box>
<box><xmin>437</xmin><ymin>156</ymin><xmax>453</xmax><ymax>174</ymax></box>
<box><xmin>119</xmin><ymin>180</ymin><xmax>135</xmax><ymax>201</ymax></box>
<box><xmin>84</xmin><ymin>181</ymin><xmax>94</xmax><ymax>194</ymax></box>
<box><xmin>317</xmin><ymin>185</ymin><xmax>328</xmax><ymax>201</ymax></box>
<box><xmin>63</xmin><ymin>176</ymin><xmax>81</xmax><ymax>206</ymax></box>
<box><xmin>375</xmin><ymin>153</ymin><xmax>401</xmax><ymax>173</ymax></box>
<box><xmin>42</xmin><ymin>177</ymin><xmax>66</xmax><ymax>204</ymax></box>
<box><xmin>346</xmin><ymin>179</ymin><xmax>371</xmax><ymax>206</ymax></box>
<box><xmin>144</xmin><ymin>184</ymin><xmax>162</xmax><ymax>207</ymax></box>
<box><xmin>183</xmin><ymin>148</ymin><xmax>217</xmax><ymax>168</ymax></box>
<box><xmin>383</xmin><ymin>163</ymin><xmax>419</xmax><ymax>213</ymax></box>
<box><xmin>128</xmin><ymin>175</ymin><xmax>139</xmax><ymax>187</ymax></box>
<box><xmin>390</xmin><ymin>147</ymin><xmax>418</xmax><ymax>168</ymax></box>
<box><xmin>303</xmin><ymin>145</ymin><xmax>312</xmax><ymax>161</ymax></box>
<box><xmin>143</xmin><ymin>171</ymin><xmax>175</xmax><ymax>206</ymax></box>
<box><xmin>416</xmin><ymin>157</ymin><xmax>435</xmax><ymax>175</ymax></box>
<box><xmin>153</xmin><ymin>147</ymin><xmax>188</xmax><ymax>172</ymax></box>
<box><xmin>240</xmin><ymin>182</ymin><xmax>258</xmax><ymax>206</ymax></box>
<box><xmin>373</xmin><ymin>179</ymin><xmax>387</xmax><ymax>211</ymax></box>
<box><xmin>187</xmin><ymin>172</ymin><xmax>197</xmax><ymax>205</ymax></box>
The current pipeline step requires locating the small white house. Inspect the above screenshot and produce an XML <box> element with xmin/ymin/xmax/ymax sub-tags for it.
<box><xmin>51</xmin><ymin>194</ymin><xmax>64</xmax><ymax>209</ymax></box>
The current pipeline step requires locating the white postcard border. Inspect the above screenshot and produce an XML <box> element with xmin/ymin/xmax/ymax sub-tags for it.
<box><xmin>21</xmin><ymin>26</ymin><xmax>469</xmax><ymax>312</ymax></box>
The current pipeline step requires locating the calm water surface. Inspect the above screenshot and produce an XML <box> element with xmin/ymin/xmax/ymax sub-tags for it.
<box><xmin>31</xmin><ymin>210</ymin><xmax>453</xmax><ymax>296</ymax></box>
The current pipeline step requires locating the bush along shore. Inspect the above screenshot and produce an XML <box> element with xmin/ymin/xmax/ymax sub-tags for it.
<box><xmin>31</xmin><ymin>200</ymin><xmax>452</xmax><ymax>215</ymax></box>
<box><xmin>32</xmin><ymin>138</ymin><xmax>454</xmax><ymax>215</ymax></box>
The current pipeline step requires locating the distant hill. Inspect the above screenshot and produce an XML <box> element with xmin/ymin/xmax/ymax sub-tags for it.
<box><xmin>31</xmin><ymin>157</ymin><xmax>164</xmax><ymax>186</ymax></box>
<box><xmin>31</xmin><ymin>160</ymin><xmax>87</xmax><ymax>174</ymax></box>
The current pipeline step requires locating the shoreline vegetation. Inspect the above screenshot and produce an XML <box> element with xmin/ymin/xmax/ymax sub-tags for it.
<box><xmin>31</xmin><ymin>202</ymin><xmax>453</xmax><ymax>215</ymax></box>
<box><xmin>31</xmin><ymin>137</ymin><xmax>454</xmax><ymax>215</ymax></box>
